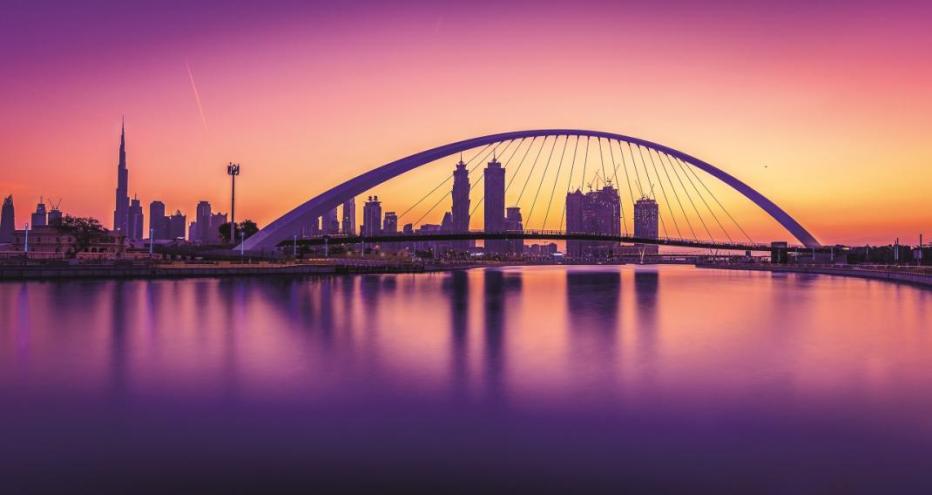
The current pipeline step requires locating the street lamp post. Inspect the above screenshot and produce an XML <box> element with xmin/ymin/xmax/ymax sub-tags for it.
<box><xmin>227</xmin><ymin>162</ymin><xmax>240</xmax><ymax>245</ymax></box>
<box><xmin>149</xmin><ymin>228</ymin><xmax>155</xmax><ymax>255</ymax></box>
<box><xmin>24</xmin><ymin>222</ymin><xmax>30</xmax><ymax>254</ymax></box>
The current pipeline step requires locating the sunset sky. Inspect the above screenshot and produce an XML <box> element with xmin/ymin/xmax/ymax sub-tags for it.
<box><xmin>1</xmin><ymin>0</ymin><xmax>929</xmax><ymax>245</ymax></box>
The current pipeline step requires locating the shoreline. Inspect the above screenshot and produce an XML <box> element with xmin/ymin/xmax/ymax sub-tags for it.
<box><xmin>2</xmin><ymin>260</ymin><xmax>930</xmax><ymax>288</ymax></box>
<box><xmin>696</xmin><ymin>262</ymin><xmax>932</xmax><ymax>288</ymax></box>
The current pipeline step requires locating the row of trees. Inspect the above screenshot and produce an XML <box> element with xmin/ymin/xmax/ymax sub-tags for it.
<box><xmin>53</xmin><ymin>215</ymin><xmax>260</xmax><ymax>252</ymax></box>
<box><xmin>217</xmin><ymin>220</ymin><xmax>259</xmax><ymax>244</ymax></box>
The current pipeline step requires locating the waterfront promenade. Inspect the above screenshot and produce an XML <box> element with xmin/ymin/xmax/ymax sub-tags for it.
<box><xmin>697</xmin><ymin>262</ymin><xmax>932</xmax><ymax>288</ymax></box>
<box><xmin>0</xmin><ymin>259</ymin><xmax>452</xmax><ymax>281</ymax></box>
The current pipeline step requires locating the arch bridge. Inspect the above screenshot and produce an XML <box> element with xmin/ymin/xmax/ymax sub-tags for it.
<box><xmin>241</xmin><ymin>129</ymin><xmax>820</xmax><ymax>252</ymax></box>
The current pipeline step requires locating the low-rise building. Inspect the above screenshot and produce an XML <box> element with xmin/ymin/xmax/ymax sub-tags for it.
<box><xmin>10</xmin><ymin>225</ymin><xmax>127</xmax><ymax>259</ymax></box>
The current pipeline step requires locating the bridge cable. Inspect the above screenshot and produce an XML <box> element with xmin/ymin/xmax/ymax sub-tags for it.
<box><xmin>514</xmin><ymin>135</ymin><xmax>550</xmax><ymax>206</ymax></box>
<box><xmin>654</xmin><ymin>148</ymin><xmax>698</xmax><ymax>241</ymax></box>
<box><xmin>504</xmin><ymin>136</ymin><xmax>539</xmax><ymax>195</ymax></box>
<box><xmin>672</xmin><ymin>156</ymin><xmax>734</xmax><ymax>242</ymax></box>
<box><xmin>597</xmin><ymin>137</ymin><xmax>608</xmax><ymax>186</ymax></box>
<box><xmin>643</xmin><ymin>144</ymin><xmax>682</xmax><ymax>238</ymax></box>
<box><xmin>624</xmin><ymin>141</ymin><xmax>647</xmax><ymax>199</ymax></box>
<box><xmin>397</xmin><ymin>143</ymin><xmax>493</xmax><ymax>221</ymax></box>
<box><xmin>410</xmin><ymin>140</ymin><xmax>513</xmax><ymax>227</ymax></box>
<box><xmin>542</xmin><ymin>135</ymin><xmax>577</xmax><ymax>230</ymax></box>
<box><xmin>559</xmin><ymin>136</ymin><xmax>588</xmax><ymax>229</ymax></box>
<box><xmin>634</xmin><ymin>143</ymin><xmax>670</xmax><ymax>238</ymax></box>
<box><xmin>660</xmin><ymin>151</ymin><xmax>715</xmax><ymax>241</ymax></box>
<box><xmin>678</xmin><ymin>157</ymin><xmax>753</xmax><ymax>243</ymax></box>
<box><xmin>466</xmin><ymin>139</ymin><xmax>520</xmax><ymax>195</ymax></box>
<box><xmin>469</xmin><ymin>138</ymin><xmax>528</xmax><ymax>218</ymax></box>
<box><xmin>526</xmin><ymin>135</ymin><xmax>562</xmax><ymax>230</ymax></box>
<box><xmin>610</xmin><ymin>139</ymin><xmax>638</xmax><ymax>232</ymax></box>
<box><xmin>603</xmin><ymin>138</ymin><xmax>628</xmax><ymax>236</ymax></box>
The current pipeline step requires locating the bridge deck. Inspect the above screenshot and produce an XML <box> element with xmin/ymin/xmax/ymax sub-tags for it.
<box><xmin>285</xmin><ymin>230</ymin><xmax>823</xmax><ymax>253</ymax></box>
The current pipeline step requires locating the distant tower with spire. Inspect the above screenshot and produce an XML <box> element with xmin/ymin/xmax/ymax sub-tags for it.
<box><xmin>113</xmin><ymin>118</ymin><xmax>129</xmax><ymax>234</ymax></box>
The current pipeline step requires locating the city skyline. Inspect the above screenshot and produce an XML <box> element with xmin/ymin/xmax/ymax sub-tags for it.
<box><xmin>2</xmin><ymin>1</ymin><xmax>930</xmax><ymax>245</ymax></box>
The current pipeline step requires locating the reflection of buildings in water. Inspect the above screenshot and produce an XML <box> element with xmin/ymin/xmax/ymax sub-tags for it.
<box><xmin>109</xmin><ymin>281</ymin><xmax>129</xmax><ymax>401</ymax></box>
<box><xmin>633</xmin><ymin>269</ymin><xmax>659</xmax><ymax>378</ymax></box>
<box><xmin>443</xmin><ymin>270</ymin><xmax>470</xmax><ymax>401</ymax></box>
<box><xmin>14</xmin><ymin>284</ymin><xmax>31</xmax><ymax>364</ymax></box>
<box><xmin>566</xmin><ymin>270</ymin><xmax>621</xmax><ymax>391</ymax></box>
<box><xmin>216</xmin><ymin>279</ymin><xmax>243</xmax><ymax>401</ymax></box>
<box><xmin>482</xmin><ymin>269</ymin><xmax>522</xmax><ymax>405</ymax></box>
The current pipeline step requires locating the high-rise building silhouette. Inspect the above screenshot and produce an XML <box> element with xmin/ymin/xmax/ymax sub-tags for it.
<box><xmin>451</xmin><ymin>157</ymin><xmax>470</xmax><ymax>250</ymax></box>
<box><xmin>31</xmin><ymin>198</ymin><xmax>47</xmax><ymax>227</ymax></box>
<box><xmin>47</xmin><ymin>205</ymin><xmax>62</xmax><ymax>226</ymax></box>
<box><xmin>112</xmin><ymin>120</ymin><xmax>129</xmax><ymax>234</ymax></box>
<box><xmin>341</xmin><ymin>198</ymin><xmax>356</xmax><ymax>235</ymax></box>
<box><xmin>149</xmin><ymin>201</ymin><xmax>168</xmax><ymax>240</ymax></box>
<box><xmin>195</xmin><ymin>201</ymin><xmax>211</xmax><ymax>243</ymax></box>
<box><xmin>566</xmin><ymin>185</ymin><xmax>621</xmax><ymax>257</ymax></box>
<box><xmin>505</xmin><ymin>206</ymin><xmax>524</xmax><ymax>255</ymax></box>
<box><xmin>362</xmin><ymin>196</ymin><xmax>382</xmax><ymax>236</ymax></box>
<box><xmin>210</xmin><ymin>213</ymin><xmax>227</xmax><ymax>241</ymax></box>
<box><xmin>383</xmin><ymin>211</ymin><xmax>398</xmax><ymax>234</ymax></box>
<box><xmin>323</xmin><ymin>207</ymin><xmax>339</xmax><ymax>234</ymax></box>
<box><xmin>634</xmin><ymin>197</ymin><xmax>659</xmax><ymax>240</ymax></box>
<box><xmin>128</xmin><ymin>197</ymin><xmax>144</xmax><ymax>241</ymax></box>
<box><xmin>0</xmin><ymin>195</ymin><xmax>14</xmax><ymax>243</ymax></box>
<box><xmin>168</xmin><ymin>210</ymin><xmax>187</xmax><ymax>240</ymax></box>
<box><xmin>483</xmin><ymin>157</ymin><xmax>506</xmax><ymax>254</ymax></box>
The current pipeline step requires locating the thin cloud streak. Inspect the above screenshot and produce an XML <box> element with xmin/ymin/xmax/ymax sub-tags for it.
<box><xmin>185</xmin><ymin>60</ymin><xmax>209</xmax><ymax>133</ymax></box>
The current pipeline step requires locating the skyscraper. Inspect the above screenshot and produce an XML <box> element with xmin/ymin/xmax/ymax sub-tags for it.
<box><xmin>362</xmin><ymin>196</ymin><xmax>382</xmax><ymax>236</ymax></box>
<box><xmin>323</xmin><ymin>207</ymin><xmax>339</xmax><ymax>234</ymax></box>
<box><xmin>505</xmin><ymin>206</ymin><xmax>524</xmax><ymax>255</ymax></box>
<box><xmin>47</xmin><ymin>205</ymin><xmax>62</xmax><ymax>226</ymax></box>
<box><xmin>128</xmin><ymin>197</ymin><xmax>144</xmax><ymax>241</ymax></box>
<box><xmin>113</xmin><ymin>121</ymin><xmax>129</xmax><ymax>234</ymax></box>
<box><xmin>149</xmin><ymin>201</ymin><xmax>168</xmax><ymax>240</ymax></box>
<box><xmin>483</xmin><ymin>157</ymin><xmax>506</xmax><ymax>254</ymax></box>
<box><xmin>634</xmin><ymin>197</ymin><xmax>659</xmax><ymax>240</ymax></box>
<box><xmin>341</xmin><ymin>198</ymin><xmax>356</xmax><ymax>235</ymax></box>
<box><xmin>451</xmin><ymin>157</ymin><xmax>470</xmax><ymax>250</ymax></box>
<box><xmin>31</xmin><ymin>198</ymin><xmax>47</xmax><ymax>227</ymax></box>
<box><xmin>383</xmin><ymin>211</ymin><xmax>398</xmax><ymax>234</ymax></box>
<box><xmin>565</xmin><ymin>185</ymin><xmax>621</xmax><ymax>257</ymax></box>
<box><xmin>565</xmin><ymin>190</ymin><xmax>585</xmax><ymax>257</ymax></box>
<box><xmin>195</xmin><ymin>201</ymin><xmax>212</xmax><ymax>243</ymax></box>
<box><xmin>168</xmin><ymin>210</ymin><xmax>187</xmax><ymax>240</ymax></box>
<box><xmin>209</xmin><ymin>212</ymin><xmax>228</xmax><ymax>243</ymax></box>
<box><xmin>0</xmin><ymin>195</ymin><xmax>14</xmax><ymax>243</ymax></box>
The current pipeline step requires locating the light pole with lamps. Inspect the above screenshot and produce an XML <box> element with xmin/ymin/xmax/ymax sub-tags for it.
<box><xmin>227</xmin><ymin>162</ymin><xmax>240</xmax><ymax>245</ymax></box>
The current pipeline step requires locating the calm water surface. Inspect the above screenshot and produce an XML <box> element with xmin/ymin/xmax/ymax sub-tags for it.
<box><xmin>1</xmin><ymin>266</ymin><xmax>930</xmax><ymax>492</ymax></box>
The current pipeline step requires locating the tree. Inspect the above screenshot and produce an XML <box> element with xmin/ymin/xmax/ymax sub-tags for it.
<box><xmin>58</xmin><ymin>215</ymin><xmax>106</xmax><ymax>254</ymax></box>
<box><xmin>218</xmin><ymin>220</ymin><xmax>260</xmax><ymax>244</ymax></box>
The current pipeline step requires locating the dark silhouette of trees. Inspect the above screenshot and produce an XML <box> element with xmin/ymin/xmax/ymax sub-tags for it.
<box><xmin>218</xmin><ymin>220</ymin><xmax>259</xmax><ymax>244</ymax></box>
<box><xmin>58</xmin><ymin>215</ymin><xmax>107</xmax><ymax>254</ymax></box>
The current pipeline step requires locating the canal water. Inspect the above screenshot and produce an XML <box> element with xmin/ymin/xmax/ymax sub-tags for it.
<box><xmin>1</xmin><ymin>266</ymin><xmax>930</xmax><ymax>492</ymax></box>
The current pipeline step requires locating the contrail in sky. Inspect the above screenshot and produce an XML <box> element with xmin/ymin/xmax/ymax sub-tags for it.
<box><xmin>185</xmin><ymin>61</ymin><xmax>209</xmax><ymax>133</ymax></box>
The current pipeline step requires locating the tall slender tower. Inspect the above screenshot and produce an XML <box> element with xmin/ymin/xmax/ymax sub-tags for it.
<box><xmin>451</xmin><ymin>157</ymin><xmax>470</xmax><ymax>231</ymax></box>
<box><xmin>483</xmin><ymin>157</ymin><xmax>505</xmax><ymax>254</ymax></box>
<box><xmin>341</xmin><ymin>198</ymin><xmax>356</xmax><ymax>235</ymax></box>
<box><xmin>451</xmin><ymin>156</ymin><xmax>470</xmax><ymax>251</ymax></box>
<box><xmin>113</xmin><ymin>120</ymin><xmax>129</xmax><ymax>234</ymax></box>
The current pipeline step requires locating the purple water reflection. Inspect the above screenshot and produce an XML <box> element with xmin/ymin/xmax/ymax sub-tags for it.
<box><xmin>1</xmin><ymin>266</ymin><xmax>930</xmax><ymax>492</ymax></box>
